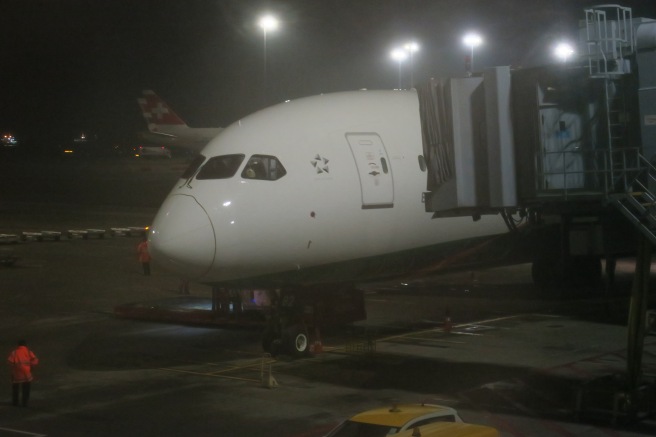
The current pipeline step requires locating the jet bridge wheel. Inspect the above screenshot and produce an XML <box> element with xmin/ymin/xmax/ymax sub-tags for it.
<box><xmin>568</xmin><ymin>256</ymin><xmax>602</xmax><ymax>287</ymax></box>
<box><xmin>532</xmin><ymin>254</ymin><xmax>602</xmax><ymax>290</ymax></box>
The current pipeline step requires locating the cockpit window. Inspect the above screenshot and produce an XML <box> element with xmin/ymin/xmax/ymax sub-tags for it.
<box><xmin>196</xmin><ymin>154</ymin><xmax>245</xmax><ymax>180</ymax></box>
<box><xmin>241</xmin><ymin>155</ymin><xmax>287</xmax><ymax>181</ymax></box>
<box><xmin>181</xmin><ymin>154</ymin><xmax>206</xmax><ymax>179</ymax></box>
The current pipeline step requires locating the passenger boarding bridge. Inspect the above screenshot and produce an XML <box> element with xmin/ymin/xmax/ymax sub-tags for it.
<box><xmin>420</xmin><ymin>5</ymin><xmax>656</xmax><ymax>423</ymax></box>
<box><xmin>420</xmin><ymin>5</ymin><xmax>656</xmax><ymax>280</ymax></box>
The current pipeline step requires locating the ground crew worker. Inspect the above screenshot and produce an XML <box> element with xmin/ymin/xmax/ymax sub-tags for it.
<box><xmin>136</xmin><ymin>236</ymin><xmax>151</xmax><ymax>276</ymax></box>
<box><xmin>7</xmin><ymin>339</ymin><xmax>38</xmax><ymax>407</ymax></box>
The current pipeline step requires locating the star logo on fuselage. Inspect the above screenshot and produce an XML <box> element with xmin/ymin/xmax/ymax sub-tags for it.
<box><xmin>311</xmin><ymin>154</ymin><xmax>330</xmax><ymax>174</ymax></box>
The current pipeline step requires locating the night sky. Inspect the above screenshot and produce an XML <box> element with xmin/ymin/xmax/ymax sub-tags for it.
<box><xmin>2</xmin><ymin>0</ymin><xmax>654</xmax><ymax>151</ymax></box>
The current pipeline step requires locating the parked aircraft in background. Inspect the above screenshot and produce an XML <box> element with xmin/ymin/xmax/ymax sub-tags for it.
<box><xmin>133</xmin><ymin>145</ymin><xmax>172</xmax><ymax>159</ymax></box>
<box><xmin>137</xmin><ymin>90</ymin><xmax>222</xmax><ymax>151</ymax></box>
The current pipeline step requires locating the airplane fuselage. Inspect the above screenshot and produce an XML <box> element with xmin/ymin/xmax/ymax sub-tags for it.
<box><xmin>149</xmin><ymin>90</ymin><xmax>509</xmax><ymax>286</ymax></box>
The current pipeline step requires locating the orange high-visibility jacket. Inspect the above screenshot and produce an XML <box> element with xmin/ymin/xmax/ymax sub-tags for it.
<box><xmin>137</xmin><ymin>241</ymin><xmax>151</xmax><ymax>263</ymax></box>
<box><xmin>8</xmin><ymin>346</ymin><xmax>38</xmax><ymax>383</ymax></box>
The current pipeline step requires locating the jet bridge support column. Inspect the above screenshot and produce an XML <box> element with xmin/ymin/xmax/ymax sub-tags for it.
<box><xmin>574</xmin><ymin>235</ymin><xmax>656</xmax><ymax>424</ymax></box>
<box><xmin>626</xmin><ymin>236</ymin><xmax>650</xmax><ymax>394</ymax></box>
<box><xmin>601</xmin><ymin>235</ymin><xmax>656</xmax><ymax>424</ymax></box>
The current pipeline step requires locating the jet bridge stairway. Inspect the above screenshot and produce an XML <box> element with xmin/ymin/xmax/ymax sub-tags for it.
<box><xmin>591</xmin><ymin>152</ymin><xmax>656</xmax><ymax>425</ymax></box>
<box><xmin>580</xmin><ymin>6</ymin><xmax>656</xmax><ymax>420</ymax></box>
<box><xmin>611</xmin><ymin>191</ymin><xmax>656</xmax><ymax>246</ymax></box>
<box><xmin>608</xmin><ymin>154</ymin><xmax>656</xmax><ymax>246</ymax></box>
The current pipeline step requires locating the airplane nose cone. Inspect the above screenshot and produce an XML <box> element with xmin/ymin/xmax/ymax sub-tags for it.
<box><xmin>149</xmin><ymin>194</ymin><xmax>215</xmax><ymax>279</ymax></box>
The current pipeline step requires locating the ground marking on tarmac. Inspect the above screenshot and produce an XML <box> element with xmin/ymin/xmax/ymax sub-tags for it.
<box><xmin>0</xmin><ymin>427</ymin><xmax>47</xmax><ymax>437</ymax></box>
<box><xmin>378</xmin><ymin>313</ymin><xmax>523</xmax><ymax>344</ymax></box>
<box><xmin>158</xmin><ymin>356</ymin><xmax>277</xmax><ymax>383</ymax></box>
<box><xmin>159</xmin><ymin>366</ymin><xmax>261</xmax><ymax>383</ymax></box>
<box><xmin>389</xmin><ymin>334</ymin><xmax>466</xmax><ymax>345</ymax></box>
<box><xmin>447</xmin><ymin>331</ymin><xmax>484</xmax><ymax>337</ymax></box>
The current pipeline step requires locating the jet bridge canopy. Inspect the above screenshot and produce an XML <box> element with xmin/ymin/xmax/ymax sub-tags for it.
<box><xmin>418</xmin><ymin>66</ymin><xmax>517</xmax><ymax>218</ymax></box>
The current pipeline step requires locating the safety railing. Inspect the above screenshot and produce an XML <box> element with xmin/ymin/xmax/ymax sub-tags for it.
<box><xmin>535</xmin><ymin>147</ymin><xmax>643</xmax><ymax>199</ymax></box>
<box><xmin>584</xmin><ymin>5</ymin><xmax>634</xmax><ymax>77</ymax></box>
<box><xmin>608</xmin><ymin>154</ymin><xmax>656</xmax><ymax>246</ymax></box>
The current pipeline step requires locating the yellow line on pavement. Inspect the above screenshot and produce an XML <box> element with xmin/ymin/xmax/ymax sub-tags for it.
<box><xmin>159</xmin><ymin>367</ymin><xmax>260</xmax><ymax>383</ymax></box>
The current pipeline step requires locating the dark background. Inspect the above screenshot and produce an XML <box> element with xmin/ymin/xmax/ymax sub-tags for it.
<box><xmin>1</xmin><ymin>0</ymin><xmax>654</xmax><ymax>152</ymax></box>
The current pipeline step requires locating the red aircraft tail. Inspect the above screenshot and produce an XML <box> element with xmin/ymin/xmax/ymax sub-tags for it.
<box><xmin>137</xmin><ymin>90</ymin><xmax>187</xmax><ymax>128</ymax></box>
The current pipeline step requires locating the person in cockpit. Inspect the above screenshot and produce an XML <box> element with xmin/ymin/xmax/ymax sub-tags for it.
<box><xmin>245</xmin><ymin>166</ymin><xmax>256</xmax><ymax>178</ymax></box>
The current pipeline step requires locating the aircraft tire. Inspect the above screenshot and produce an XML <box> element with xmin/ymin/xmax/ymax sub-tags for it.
<box><xmin>285</xmin><ymin>325</ymin><xmax>310</xmax><ymax>357</ymax></box>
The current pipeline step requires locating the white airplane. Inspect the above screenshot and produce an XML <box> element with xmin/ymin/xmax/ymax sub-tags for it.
<box><xmin>148</xmin><ymin>89</ymin><xmax>518</xmax><ymax>355</ymax></box>
<box><xmin>137</xmin><ymin>90</ymin><xmax>222</xmax><ymax>151</ymax></box>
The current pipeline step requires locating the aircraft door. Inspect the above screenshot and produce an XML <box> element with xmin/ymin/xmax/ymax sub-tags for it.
<box><xmin>346</xmin><ymin>133</ymin><xmax>394</xmax><ymax>209</ymax></box>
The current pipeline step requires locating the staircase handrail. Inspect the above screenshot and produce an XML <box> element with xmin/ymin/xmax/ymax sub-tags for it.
<box><xmin>627</xmin><ymin>153</ymin><xmax>656</xmax><ymax>195</ymax></box>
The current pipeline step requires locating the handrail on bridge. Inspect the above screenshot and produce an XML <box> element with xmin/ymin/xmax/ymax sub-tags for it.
<box><xmin>536</xmin><ymin>147</ymin><xmax>646</xmax><ymax>199</ymax></box>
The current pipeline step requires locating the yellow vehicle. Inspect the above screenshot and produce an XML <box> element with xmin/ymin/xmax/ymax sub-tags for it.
<box><xmin>395</xmin><ymin>422</ymin><xmax>500</xmax><ymax>437</ymax></box>
<box><xmin>324</xmin><ymin>404</ymin><xmax>462</xmax><ymax>437</ymax></box>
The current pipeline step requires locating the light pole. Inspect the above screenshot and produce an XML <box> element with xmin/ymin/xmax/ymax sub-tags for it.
<box><xmin>390</xmin><ymin>48</ymin><xmax>408</xmax><ymax>89</ymax></box>
<box><xmin>554</xmin><ymin>42</ymin><xmax>575</xmax><ymax>63</ymax></box>
<box><xmin>462</xmin><ymin>32</ymin><xmax>483</xmax><ymax>77</ymax></box>
<box><xmin>404</xmin><ymin>41</ymin><xmax>419</xmax><ymax>88</ymax></box>
<box><xmin>258</xmin><ymin>14</ymin><xmax>279</xmax><ymax>105</ymax></box>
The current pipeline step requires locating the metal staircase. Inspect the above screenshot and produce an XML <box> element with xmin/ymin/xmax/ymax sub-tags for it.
<box><xmin>603</xmin><ymin>76</ymin><xmax>656</xmax><ymax>245</ymax></box>
<box><xmin>582</xmin><ymin>5</ymin><xmax>656</xmax><ymax>244</ymax></box>
<box><xmin>609</xmin><ymin>155</ymin><xmax>656</xmax><ymax>246</ymax></box>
